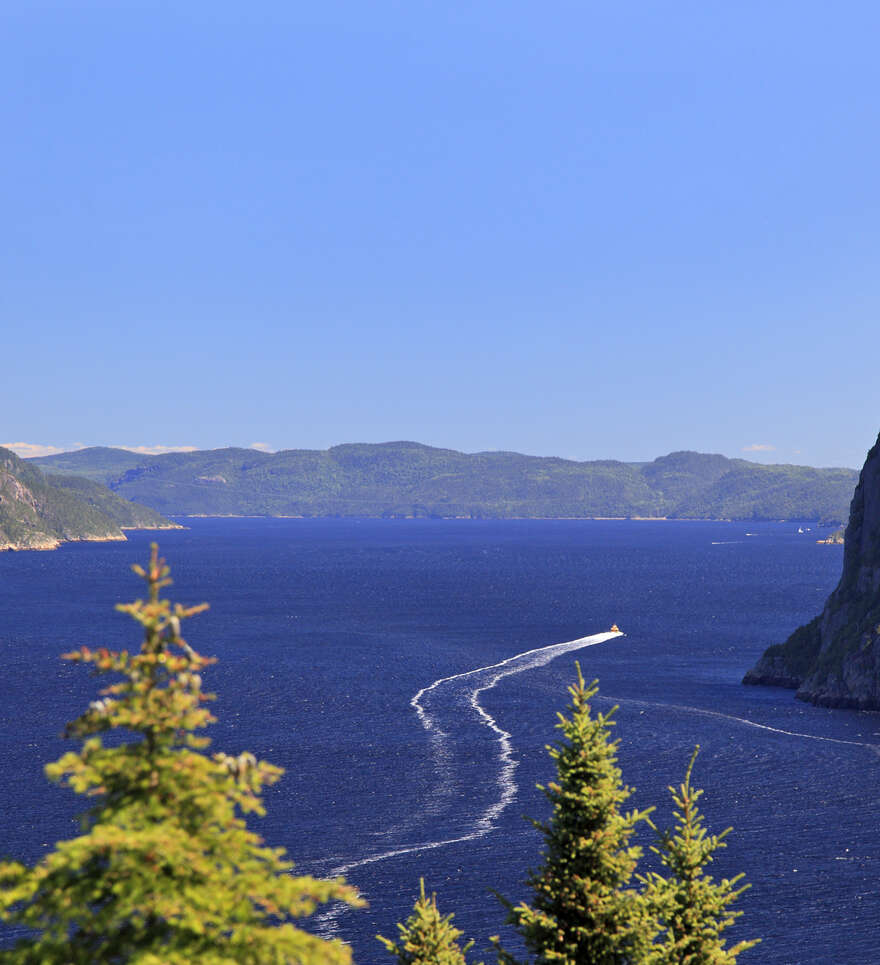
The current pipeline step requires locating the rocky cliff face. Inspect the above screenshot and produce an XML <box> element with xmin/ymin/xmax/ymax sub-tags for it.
<box><xmin>744</xmin><ymin>431</ymin><xmax>880</xmax><ymax>709</ymax></box>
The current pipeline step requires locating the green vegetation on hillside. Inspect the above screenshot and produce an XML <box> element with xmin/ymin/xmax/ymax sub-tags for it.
<box><xmin>31</xmin><ymin>443</ymin><xmax>858</xmax><ymax>523</ymax></box>
<box><xmin>29</xmin><ymin>446</ymin><xmax>150</xmax><ymax>483</ymax></box>
<box><xmin>1</xmin><ymin>448</ymin><xmax>123</xmax><ymax>549</ymax></box>
<box><xmin>47</xmin><ymin>474</ymin><xmax>179</xmax><ymax>529</ymax></box>
<box><xmin>0</xmin><ymin>448</ymin><xmax>179</xmax><ymax>551</ymax></box>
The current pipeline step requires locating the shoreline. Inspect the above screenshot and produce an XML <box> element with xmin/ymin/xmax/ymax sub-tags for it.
<box><xmin>179</xmin><ymin>514</ymin><xmax>836</xmax><ymax>524</ymax></box>
<box><xmin>1</xmin><ymin>523</ymin><xmax>185</xmax><ymax>553</ymax></box>
<box><xmin>4</xmin><ymin>517</ymin><xmax>838</xmax><ymax>550</ymax></box>
<box><xmin>119</xmin><ymin>523</ymin><xmax>186</xmax><ymax>531</ymax></box>
<box><xmin>0</xmin><ymin>532</ymin><xmax>125</xmax><ymax>553</ymax></box>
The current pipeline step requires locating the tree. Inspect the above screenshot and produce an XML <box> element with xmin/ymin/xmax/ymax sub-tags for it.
<box><xmin>0</xmin><ymin>544</ymin><xmax>362</xmax><ymax>964</ymax></box>
<box><xmin>494</xmin><ymin>665</ymin><xmax>655</xmax><ymax>965</ymax></box>
<box><xmin>639</xmin><ymin>748</ymin><xmax>759</xmax><ymax>965</ymax></box>
<box><xmin>378</xmin><ymin>879</ymin><xmax>479</xmax><ymax>965</ymax></box>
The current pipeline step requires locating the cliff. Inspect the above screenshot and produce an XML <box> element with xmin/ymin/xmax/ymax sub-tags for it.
<box><xmin>744</xmin><ymin>431</ymin><xmax>880</xmax><ymax>709</ymax></box>
<box><xmin>0</xmin><ymin>448</ymin><xmax>180</xmax><ymax>552</ymax></box>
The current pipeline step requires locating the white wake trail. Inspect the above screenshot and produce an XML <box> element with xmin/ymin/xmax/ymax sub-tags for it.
<box><xmin>315</xmin><ymin>634</ymin><xmax>880</xmax><ymax>938</ymax></box>
<box><xmin>406</xmin><ymin>630</ymin><xmax>623</xmax><ymax>843</ymax></box>
<box><xmin>314</xmin><ymin>630</ymin><xmax>621</xmax><ymax>934</ymax></box>
<box><xmin>602</xmin><ymin>695</ymin><xmax>880</xmax><ymax>755</ymax></box>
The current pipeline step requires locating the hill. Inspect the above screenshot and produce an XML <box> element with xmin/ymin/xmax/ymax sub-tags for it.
<box><xmin>32</xmin><ymin>443</ymin><xmax>858</xmax><ymax>523</ymax></box>
<box><xmin>46</xmin><ymin>474</ymin><xmax>179</xmax><ymax>530</ymax></box>
<box><xmin>743</xmin><ymin>430</ymin><xmax>880</xmax><ymax>708</ymax></box>
<box><xmin>29</xmin><ymin>446</ymin><xmax>149</xmax><ymax>482</ymax></box>
<box><xmin>0</xmin><ymin>448</ymin><xmax>180</xmax><ymax>552</ymax></box>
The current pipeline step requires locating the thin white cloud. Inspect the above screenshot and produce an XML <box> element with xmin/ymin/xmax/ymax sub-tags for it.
<box><xmin>249</xmin><ymin>442</ymin><xmax>274</xmax><ymax>452</ymax></box>
<box><xmin>742</xmin><ymin>443</ymin><xmax>776</xmax><ymax>452</ymax></box>
<box><xmin>111</xmin><ymin>445</ymin><xmax>200</xmax><ymax>456</ymax></box>
<box><xmin>2</xmin><ymin>442</ymin><xmax>84</xmax><ymax>458</ymax></box>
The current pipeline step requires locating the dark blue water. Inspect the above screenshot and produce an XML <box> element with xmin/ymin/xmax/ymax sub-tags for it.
<box><xmin>1</xmin><ymin>519</ymin><xmax>877</xmax><ymax>964</ymax></box>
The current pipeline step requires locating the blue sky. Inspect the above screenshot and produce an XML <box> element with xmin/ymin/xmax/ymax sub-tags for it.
<box><xmin>4</xmin><ymin>2</ymin><xmax>880</xmax><ymax>468</ymax></box>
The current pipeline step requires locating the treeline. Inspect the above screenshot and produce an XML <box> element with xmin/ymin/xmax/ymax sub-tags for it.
<box><xmin>0</xmin><ymin>548</ymin><xmax>759</xmax><ymax>963</ymax></box>
<box><xmin>32</xmin><ymin>442</ymin><xmax>857</xmax><ymax>523</ymax></box>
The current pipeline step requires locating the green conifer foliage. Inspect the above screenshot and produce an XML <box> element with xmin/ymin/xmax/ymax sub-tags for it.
<box><xmin>495</xmin><ymin>665</ymin><xmax>655</xmax><ymax>965</ymax></box>
<box><xmin>378</xmin><ymin>879</ymin><xmax>479</xmax><ymax>965</ymax></box>
<box><xmin>0</xmin><ymin>545</ymin><xmax>362</xmax><ymax>964</ymax></box>
<box><xmin>640</xmin><ymin>748</ymin><xmax>759</xmax><ymax>965</ymax></box>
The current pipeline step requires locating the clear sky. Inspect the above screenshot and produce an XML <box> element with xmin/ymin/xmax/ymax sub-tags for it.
<box><xmin>4</xmin><ymin>2</ymin><xmax>880</xmax><ymax>468</ymax></box>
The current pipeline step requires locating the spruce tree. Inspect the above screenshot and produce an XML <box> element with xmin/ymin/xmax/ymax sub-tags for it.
<box><xmin>378</xmin><ymin>879</ymin><xmax>480</xmax><ymax>965</ymax></box>
<box><xmin>494</xmin><ymin>665</ymin><xmax>655</xmax><ymax>965</ymax></box>
<box><xmin>0</xmin><ymin>544</ymin><xmax>362</xmax><ymax>964</ymax></box>
<box><xmin>639</xmin><ymin>748</ymin><xmax>759</xmax><ymax>965</ymax></box>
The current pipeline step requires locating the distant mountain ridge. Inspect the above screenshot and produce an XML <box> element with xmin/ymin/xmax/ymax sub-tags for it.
<box><xmin>0</xmin><ymin>448</ymin><xmax>180</xmax><ymax>551</ymax></box>
<box><xmin>31</xmin><ymin>443</ymin><xmax>858</xmax><ymax>523</ymax></box>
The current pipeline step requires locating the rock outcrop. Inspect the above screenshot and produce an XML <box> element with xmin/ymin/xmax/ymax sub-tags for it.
<box><xmin>744</xmin><ymin>431</ymin><xmax>880</xmax><ymax>709</ymax></box>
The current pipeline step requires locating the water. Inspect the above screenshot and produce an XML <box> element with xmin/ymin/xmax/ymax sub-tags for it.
<box><xmin>1</xmin><ymin>518</ymin><xmax>877</xmax><ymax>964</ymax></box>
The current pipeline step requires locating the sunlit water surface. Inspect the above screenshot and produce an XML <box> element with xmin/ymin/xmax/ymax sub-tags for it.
<box><xmin>1</xmin><ymin>519</ymin><xmax>876</xmax><ymax>964</ymax></box>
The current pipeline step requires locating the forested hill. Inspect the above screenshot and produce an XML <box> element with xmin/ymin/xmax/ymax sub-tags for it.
<box><xmin>0</xmin><ymin>448</ymin><xmax>180</xmax><ymax>551</ymax></box>
<box><xmin>31</xmin><ymin>443</ymin><xmax>858</xmax><ymax>523</ymax></box>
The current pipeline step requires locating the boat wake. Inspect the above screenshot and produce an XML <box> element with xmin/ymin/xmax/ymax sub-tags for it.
<box><xmin>313</xmin><ymin>629</ymin><xmax>621</xmax><ymax>934</ymax></box>
<box><xmin>601</xmin><ymin>695</ymin><xmax>880</xmax><ymax>756</ymax></box>
<box><xmin>312</xmin><ymin>630</ymin><xmax>879</xmax><ymax>937</ymax></box>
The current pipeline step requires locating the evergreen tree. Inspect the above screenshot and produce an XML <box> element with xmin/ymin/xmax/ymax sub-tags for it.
<box><xmin>378</xmin><ymin>879</ymin><xmax>479</xmax><ymax>965</ymax></box>
<box><xmin>640</xmin><ymin>748</ymin><xmax>759</xmax><ymax>965</ymax></box>
<box><xmin>494</xmin><ymin>665</ymin><xmax>655</xmax><ymax>965</ymax></box>
<box><xmin>0</xmin><ymin>544</ymin><xmax>362</xmax><ymax>964</ymax></box>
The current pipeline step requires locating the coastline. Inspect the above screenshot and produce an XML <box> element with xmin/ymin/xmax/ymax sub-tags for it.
<box><xmin>119</xmin><ymin>523</ymin><xmax>186</xmax><ymax>530</ymax></box>
<box><xmin>0</xmin><ymin>533</ymin><xmax>125</xmax><ymax>553</ymax></box>
<box><xmin>1</xmin><ymin>523</ymin><xmax>184</xmax><ymax>553</ymax></box>
<box><xmin>180</xmin><ymin>514</ymin><xmax>786</xmax><ymax>523</ymax></box>
<box><xmin>4</xmin><ymin>516</ymin><xmax>834</xmax><ymax>549</ymax></box>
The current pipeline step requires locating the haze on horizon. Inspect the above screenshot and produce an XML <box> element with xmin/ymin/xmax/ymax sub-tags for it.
<box><xmin>4</xmin><ymin>2</ymin><xmax>880</xmax><ymax>471</ymax></box>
